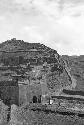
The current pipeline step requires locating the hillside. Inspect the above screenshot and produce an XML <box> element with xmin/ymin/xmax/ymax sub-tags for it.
<box><xmin>0</xmin><ymin>39</ymin><xmax>84</xmax><ymax>125</ymax></box>
<box><xmin>0</xmin><ymin>38</ymin><xmax>59</xmax><ymax>63</ymax></box>
<box><xmin>62</xmin><ymin>55</ymin><xmax>84</xmax><ymax>91</ymax></box>
<box><xmin>0</xmin><ymin>38</ymin><xmax>72</xmax><ymax>93</ymax></box>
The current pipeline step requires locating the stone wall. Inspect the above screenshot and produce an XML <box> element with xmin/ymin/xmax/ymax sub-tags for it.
<box><xmin>27</xmin><ymin>83</ymin><xmax>42</xmax><ymax>103</ymax></box>
<box><xmin>0</xmin><ymin>81</ymin><xmax>19</xmax><ymax>106</ymax></box>
<box><xmin>19</xmin><ymin>84</ymin><xmax>28</xmax><ymax>106</ymax></box>
<box><xmin>19</xmin><ymin>78</ymin><xmax>43</xmax><ymax>106</ymax></box>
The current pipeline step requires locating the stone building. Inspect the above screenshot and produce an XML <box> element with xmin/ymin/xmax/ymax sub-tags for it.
<box><xmin>0</xmin><ymin>76</ymin><xmax>47</xmax><ymax>107</ymax></box>
<box><xmin>18</xmin><ymin>78</ymin><xmax>48</xmax><ymax>106</ymax></box>
<box><xmin>0</xmin><ymin>80</ymin><xmax>19</xmax><ymax>106</ymax></box>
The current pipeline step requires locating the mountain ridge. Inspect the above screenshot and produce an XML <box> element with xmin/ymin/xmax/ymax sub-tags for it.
<box><xmin>0</xmin><ymin>38</ymin><xmax>58</xmax><ymax>54</ymax></box>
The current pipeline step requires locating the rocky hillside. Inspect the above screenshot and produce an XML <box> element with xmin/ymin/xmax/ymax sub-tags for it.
<box><xmin>0</xmin><ymin>38</ymin><xmax>72</xmax><ymax>93</ymax></box>
<box><xmin>0</xmin><ymin>38</ymin><xmax>59</xmax><ymax>64</ymax></box>
<box><xmin>62</xmin><ymin>55</ymin><xmax>84</xmax><ymax>91</ymax></box>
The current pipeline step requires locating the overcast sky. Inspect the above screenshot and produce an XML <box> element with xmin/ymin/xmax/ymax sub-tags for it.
<box><xmin>0</xmin><ymin>0</ymin><xmax>84</xmax><ymax>55</ymax></box>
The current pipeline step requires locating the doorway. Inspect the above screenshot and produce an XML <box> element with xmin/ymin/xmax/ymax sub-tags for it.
<box><xmin>33</xmin><ymin>96</ymin><xmax>37</xmax><ymax>103</ymax></box>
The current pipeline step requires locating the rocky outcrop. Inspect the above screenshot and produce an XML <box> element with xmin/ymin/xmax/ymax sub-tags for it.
<box><xmin>0</xmin><ymin>100</ymin><xmax>9</xmax><ymax>124</ymax></box>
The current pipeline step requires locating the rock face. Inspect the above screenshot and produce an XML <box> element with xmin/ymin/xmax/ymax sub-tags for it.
<box><xmin>0</xmin><ymin>38</ymin><xmax>73</xmax><ymax>106</ymax></box>
<box><xmin>0</xmin><ymin>100</ymin><xmax>9</xmax><ymax>124</ymax></box>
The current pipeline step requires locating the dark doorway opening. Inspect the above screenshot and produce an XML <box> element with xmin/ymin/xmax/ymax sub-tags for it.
<box><xmin>33</xmin><ymin>96</ymin><xmax>37</xmax><ymax>103</ymax></box>
<box><xmin>38</xmin><ymin>95</ymin><xmax>41</xmax><ymax>103</ymax></box>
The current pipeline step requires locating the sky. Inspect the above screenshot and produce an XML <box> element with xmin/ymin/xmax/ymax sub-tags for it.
<box><xmin>0</xmin><ymin>0</ymin><xmax>84</xmax><ymax>55</ymax></box>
